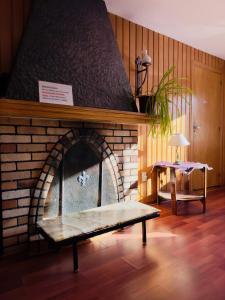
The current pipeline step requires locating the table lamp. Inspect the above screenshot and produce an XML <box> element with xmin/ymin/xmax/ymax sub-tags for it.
<box><xmin>168</xmin><ymin>133</ymin><xmax>190</xmax><ymax>164</ymax></box>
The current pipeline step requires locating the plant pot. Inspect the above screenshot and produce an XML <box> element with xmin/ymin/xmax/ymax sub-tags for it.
<box><xmin>137</xmin><ymin>95</ymin><xmax>156</xmax><ymax>114</ymax></box>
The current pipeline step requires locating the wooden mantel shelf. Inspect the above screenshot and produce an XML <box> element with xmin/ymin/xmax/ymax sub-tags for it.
<box><xmin>0</xmin><ymin>99</ymin><xmax>150</xmax><ymax>125</ymax></box>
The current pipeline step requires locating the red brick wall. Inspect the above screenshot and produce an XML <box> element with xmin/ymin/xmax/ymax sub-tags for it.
<box><xmin>0</xmin><ymin>117</ymin><xmax>138</xmax><ymax>253</ymax></box>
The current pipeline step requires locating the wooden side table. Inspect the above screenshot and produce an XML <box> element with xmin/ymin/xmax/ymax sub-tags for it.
<box><xmin>155</xmin><ymin>162</ymin><xmax>210</xmax><ymax>215</ymax></box>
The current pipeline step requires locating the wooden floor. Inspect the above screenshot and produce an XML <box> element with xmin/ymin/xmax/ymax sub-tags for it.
<box><xmin>0</xmin><ymin>189</ymin><xmax>225</xmax><ymax>300</ymax></box>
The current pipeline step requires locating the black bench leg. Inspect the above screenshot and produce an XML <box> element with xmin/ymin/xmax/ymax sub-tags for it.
<box><xmin>72</xmin><ymin>242</ymin><xmax>78</xmax><ymax>272</ymax></box>
<box><xmin>202</xmin><ymin>198</ymin><xmax>206</xmax><ymax>213</ymax></box>
<box><xmin>142</xmin><ymin>221</ymin><xmax>147</xmax><ymax>245</ymax></box>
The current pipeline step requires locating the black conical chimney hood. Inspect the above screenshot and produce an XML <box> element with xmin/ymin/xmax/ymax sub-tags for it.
<box><xmin>6</xmin><ymin>0</ymin><xmax>135</xmax><ymax>112</ymax></box>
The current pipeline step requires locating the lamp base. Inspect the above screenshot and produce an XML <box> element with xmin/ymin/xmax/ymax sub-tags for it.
<box><xmin>173</xmin><ymin>160</ymin><xmax>182</xmax><ymax>165</ymax></box>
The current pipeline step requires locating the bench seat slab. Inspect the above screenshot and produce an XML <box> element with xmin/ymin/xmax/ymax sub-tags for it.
<box><xmin>37</xmin><ymin>201</ymin><xmax>160</xmax><ymax>244</ymax></box>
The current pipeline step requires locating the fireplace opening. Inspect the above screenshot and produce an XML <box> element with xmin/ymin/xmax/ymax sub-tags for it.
<box><xmin>45</xmin><ymin>139</ymin><xmax>121</xmax><ymax>218</ymax></box>
<box><xmin>29</xmin><ymin>128</ymin><xmax>124</xmax><ymax>235</ymax></box>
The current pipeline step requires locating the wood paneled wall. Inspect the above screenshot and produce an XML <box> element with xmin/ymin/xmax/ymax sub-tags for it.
<box><xmin>0</xmin><ymin>1</ymin><xmax>224</xmax><ymax>203</ymax></box>
<box><xmin>109</xmin><ymin>14</ymin><xmax>225</xmax><ymax>202</ymax></box>
<box><xmin>0</xmin><ymin>0</ymin><xmax>31</xmax><ymax>73</ymax></box>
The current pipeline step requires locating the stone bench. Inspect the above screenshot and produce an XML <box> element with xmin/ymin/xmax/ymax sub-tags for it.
<box><xmin>37</xmin><ymin>201</ymin><xmax>160</xmax><ymax>272</ymax></box>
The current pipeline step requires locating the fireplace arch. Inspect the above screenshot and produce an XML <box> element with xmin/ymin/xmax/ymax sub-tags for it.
<box><xmin>29</xmin><ymin>128</ymin><xmax>124</xmax><ymax>234</ymax></box>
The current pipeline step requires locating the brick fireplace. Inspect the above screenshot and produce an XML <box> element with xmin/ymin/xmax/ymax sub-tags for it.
<box><xmin>0</xmin><ymin>117</ymin><xmax>138</xmax><ymax>254</ymax></box>
<box><xmin>0</xmin><ymin>0</ymin><xmax>143</xmax><ymax>255</ymax></box>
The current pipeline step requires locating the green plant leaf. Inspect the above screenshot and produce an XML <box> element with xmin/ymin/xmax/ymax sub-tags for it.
<box><xmin>146</xmin><ymin>65</ymin><xmax>192</xmax><ymax>136</ymax></box>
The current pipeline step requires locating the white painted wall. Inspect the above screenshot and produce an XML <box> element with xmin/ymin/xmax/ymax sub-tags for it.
<box><xmin>105</xmin><ymin>0</ymin><xmax>225</xmax><ymax>59</ymax></box>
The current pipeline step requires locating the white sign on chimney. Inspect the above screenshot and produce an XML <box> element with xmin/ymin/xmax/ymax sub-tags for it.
<box><xmin>39</xmin><ymin>81</ymin><xmax>73</xmax><ymax>106</ymax></box>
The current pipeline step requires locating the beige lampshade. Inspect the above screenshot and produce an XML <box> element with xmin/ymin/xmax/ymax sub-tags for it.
<box><xmin>168</xmin><ymin>133</ymin><xmax>190</xmax><ymax>147</ymax></box>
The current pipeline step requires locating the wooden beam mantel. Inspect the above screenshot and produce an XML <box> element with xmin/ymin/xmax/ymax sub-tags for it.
<box><xmin>0</xmin><ymin>99</ymin><xmax>150</xmax><ymax>125</ymax></box>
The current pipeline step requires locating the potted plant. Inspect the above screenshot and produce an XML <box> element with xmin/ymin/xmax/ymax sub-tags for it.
<box><xmin>137</xmin><ymin>65</ymin><xmax>192</xmax><ymax>136</ymax></box>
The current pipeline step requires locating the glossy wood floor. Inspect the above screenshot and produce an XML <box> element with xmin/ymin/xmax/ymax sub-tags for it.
<box><xmin>0</xmin><ymin>189</ymin><xmax>225</xmax><ymax>300</ymax></box>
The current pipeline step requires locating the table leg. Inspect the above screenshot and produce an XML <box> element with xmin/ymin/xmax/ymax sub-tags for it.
<box><xmin>72</xmin><ymin>241</ymin><xmax>78</xmax><ymax>272</ymax></box>
<box><xmin>142</xmin><ymin>221</ymin><xmax>147</xmax><ymax>245</ymax></box>
<box><xmin>156</xmin><ymin>167</ymin><xmax>160</xmax><ymax>205</ymax></box>
<box><xmin>202</xmin><ymin>167</ymin><xmax>207</xmax><ymax>213</ymax></box>
<box><xmin>170</xmin><ymin>168</ymin><xmax>177</xmax><ymax>215</ymax></box>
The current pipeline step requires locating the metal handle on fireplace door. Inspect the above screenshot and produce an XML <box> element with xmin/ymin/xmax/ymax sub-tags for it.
<box><xmin>59</xmin><ymin>149</ymin><xmax>64</xmax><ymax>216</ymax></box>
<box><xmin>193</xmin><ymin>124</ymin><xmax>201</xmax><ymax>133</ymax></box>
